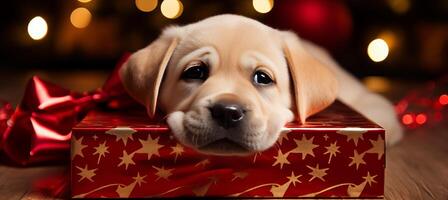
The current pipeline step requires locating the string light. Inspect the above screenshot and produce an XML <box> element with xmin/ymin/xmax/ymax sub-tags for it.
<box><xmin>401</xmin><ymin>114</ymin><xmax>413</xmax><ymax>125</ymax></box>
<box><xmin>415</xmin><ymin>114</ymin><xmax>427</xmax><ymax>125</ymax></box>
<box><xmin>367</xmin><ymin>38</ymin><xmax>389</xmax><ymax>62</ymax></box>
<box><xmin>27</xmin><ymin>16</ymin><xmax>48</xmax><ymax>40</ymax></box>
<box><xmin>70</xmin><ymin>7</ymin><xmax>92</xmax><ymax>29</ymax></box>
<box><xmin>439</xmin><ymin>94</ymin><xmax>448</xmax><ymax>105</ymax></box>
<box><xmin>253</xmin><ymin>0</ymin><xmax>274</xmax><ymax>13</ymax></box>
<box><xmin>396</xmin><ymin>76</ymin><xmax>448</xmax><ymax>129</ymax></box>
<box><xmin>161</xmin><ymin>0</ymin><xmax>183</xmax><ymax>19</ymax></box>
<box><xmin>135</xmin><ymin>0</ymin><xmax>158</xmax><ymax>12</ymax></box>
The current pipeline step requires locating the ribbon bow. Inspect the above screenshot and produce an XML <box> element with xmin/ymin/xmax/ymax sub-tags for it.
<box><xmin>0</xmin><ymin>54</ymin><xmax>137</xmax><ymax>166</ymax></box>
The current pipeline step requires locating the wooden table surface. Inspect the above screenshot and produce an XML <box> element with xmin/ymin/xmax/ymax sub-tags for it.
<box><xmin>0</xmin><ymin>70</ymin><xmax>447</xmax><ymax>200</ymax></box>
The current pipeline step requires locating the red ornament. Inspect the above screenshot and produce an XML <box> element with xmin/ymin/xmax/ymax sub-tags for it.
<box><xmin>273</xmin><ymin>0</ymin><xmax>353</xmax><ymax>49</ymax></box>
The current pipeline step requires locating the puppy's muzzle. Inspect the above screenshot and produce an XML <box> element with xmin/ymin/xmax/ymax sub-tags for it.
<box><xmin>209</xmin><ymin>101</ymin><xmax>245</xmax><ymax>129</ymax></box>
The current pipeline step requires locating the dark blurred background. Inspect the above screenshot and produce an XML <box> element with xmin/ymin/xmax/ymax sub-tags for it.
<box><xmin>1</xmin><ymin>2</ymin><xmax>448</xmax><ymax>198</ymax></box>
<box><xmin>0</xmin><ymin>0</ymin><xmax>447</xmax><ymax>104</ymax></box>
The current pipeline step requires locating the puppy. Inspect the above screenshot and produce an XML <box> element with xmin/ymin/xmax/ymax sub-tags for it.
<box><xmin>120</xmin><ymin>14</ymin><xmax>403</xmax><ymax>155</ymax></box>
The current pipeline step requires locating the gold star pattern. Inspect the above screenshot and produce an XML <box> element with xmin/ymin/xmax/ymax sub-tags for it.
<box><xmin>76</xmin><ymin>165</ymin><xmax>97</xmax><ymax>182</ymax></box>
<box><xmin>307</xmin><ymin>164</ymin><xmax>329</xmax><ymax>182</ymax></box>
<box><xmin>136</xmin><ymin>135</ymin><xmax>163</xmax><ymax>160</ymax></box>
<box><xmin>170</xmin><ymin>143</ymin><xmax>184</xmax><ymax>162</ymax></box>
<box><xmin>116</xmin><ymin>183</ymin><xmax>135</xmax><ymax>198</ymax></box>
<box><xmin>133</xmin><ymin>172</ymin><xmax>147</xmax><ymax>186</ymax></box>
<box><xmin>195</xmin><ymin>159</ymin><xmax>210</xmax><ymax>168</ymax></box>
<box><xmin>291</xmin><ymin>134</ymin><xmax>319</xmax><ymax>160</ymax></box>
<box><xmin>252</xmin><ymin>152</ymin><xmax>262</xmax><ymax>163</ymax></box>
<box><xmin>323</xmin><ymin>134</ymin><xmax>329</xmax><ymax>141</ymax></box>
<box><xmin>231</xmin><ymin>171</ymin><xmax>248</xmax><ymax>181</ymax></box>
<box><xmin>346</xmin><ymin>134</ymin><xmax>364</xmax><ymax>146</ymax></box>
<box><xmin>366</xmin><ymin>135</ymin><xmax>385</xmax><ymax>160</ymax></box>
<box><xmin>349</xmin><ymin>150</ymin><xmax>366</xmax><ymax>170</ymax></box>
<box><xmin>93</xmin><ymin>141</ymin><xmax>109</xmax><ymax>164</ymax></box>
<box><xmin>118</xmin><ymin>150</ymin><xmax>136</xmax><ymax>170</ymax></box>
<box><xmin>272</xmin><ymin>149</ymin><xmax>290</xmax><ymax>169</ymax></box>
<box><xmin>363</xmin><ymin>172</ymin><xmax>377</xmax><ymax>186</ymax></box>
<box><xmin>270</xmin><ymin>183</ymin><xmax>287</xmax><ymax>197</ymax></box>
<box><xmin>192</xmin><ymin>177</ymin><xmax>217</xmax><ymax>196</ymax></box>
<box><xmin>71</xmin><ymin>136</ymin><xmax>87</xmax><ymax>160</ymax></box>
<box><xmin>92</xmin><ymin>134</ymin><xmax>98</xmax><ymax>141</ymax></box>
<box><xmin>324</xmin><ymin>141</ymin><xmax>340</xmax><ymax>164</ymax></box>
<box><xmin>105</xmin><ymin>126</ymin><xmax>136</xmax><ymax>145</ymax></box>
<box><xmin>153</xmin><ymin>166</ymin><xmax>174</xmax><ymax>181</ymax></box>
<box><xmin>287</xmin><ymin>171</ymin><xmax>302</xmax><ymax>186</ymax></box>
<box><xmin>337</xmin><ymin>128</ymin><xmax>367</xmax><ymax>146</ymax></box>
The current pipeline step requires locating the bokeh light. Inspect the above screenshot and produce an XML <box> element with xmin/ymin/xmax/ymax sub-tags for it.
<box><xmin>387</xmin><ymin>0</ymin><xmax>410</xmax><ymax>14</ymax></box>
<box><xmin>378</xmin><ymin>31</ymin><xmax>398</xmax><ymax>50</ymax></box>
<box><xmin>78</xmin><ymin>0</ymin><xmax>92</xmax><ymax>3</ymax></box>
<box><xmin>135</xmin><ymin>0</ymin><xmax>158</xmax><ymax>12</ymax></box>
<box><xmin>363</xmin><ymin>76</ymin><xmax>391</xmax><ymax>93</ymax></box>
<box><xmin>415</xmin><ymin>113</ymin><xmax>427</xmax><ymax>125</ymax></box>
<box><xmin>161</xmin><ymin>0</ymin><xmax>183</xmax><ymax>19</ymax></box>
<box><xmin>27</xmin><ymin>16</ymin><xmax>48</xmax><ymax>40</ymax></box>
<box><xmin>439</xmin><ymin>94</ymin><xmax>448</xmax><ymax>105</ymax></box>
<box><xmin>253</xmin><ymin>0</ymin><xmax>274</xmax><ymax>13</ymax></box>
<box><xmin>402</xmin><ymin>114</ymin><xmax>413</xmax><ymax>125</ymax></box>
<box><xmin>367</xmin><ymin>38</ymin><xmax>389</xmax><ymax>62</ymax></box>
<box><xmin>70</xmin><ymin>7</ymin><xmax>92</xmax><ymax>29</ymax></box>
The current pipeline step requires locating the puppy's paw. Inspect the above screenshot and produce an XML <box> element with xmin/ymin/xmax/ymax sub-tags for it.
<box><xmin>384</xmin><ymin>118</ymin><xmax>403</xmax><ymax>146</ymax></box>
<box><xmin>347</xmin><ymin>92</ymin><xmax>404</xmax><ymax>146</ymax></box>
<box><xmin>166</xmin><ymin>111</ymin><xmax>187</xmax><ymax>143</ymax></box>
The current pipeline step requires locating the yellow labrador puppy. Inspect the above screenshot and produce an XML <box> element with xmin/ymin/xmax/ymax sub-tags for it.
<box><xmin>120</xmin><ymin>14</ymin><xmax>402</xmax><ymax>155</ymax></box>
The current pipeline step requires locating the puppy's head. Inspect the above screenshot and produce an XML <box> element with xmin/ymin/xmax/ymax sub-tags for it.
<box><xmin>120</xmin><ymin>15</ymin><xmax>338</xmax><ymax>155</ymax></box>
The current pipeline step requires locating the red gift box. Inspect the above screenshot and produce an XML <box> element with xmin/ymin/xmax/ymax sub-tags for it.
<box><xmin>71</xmin><ymin>101</ymin><xmax>385</xmax><ymax>198</ymax></box>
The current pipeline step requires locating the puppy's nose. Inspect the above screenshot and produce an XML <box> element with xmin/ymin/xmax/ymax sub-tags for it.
<box><xmin>209</xmin><ymin>103</ymin><xmax>245</xmax><ymax>129</ymax></box>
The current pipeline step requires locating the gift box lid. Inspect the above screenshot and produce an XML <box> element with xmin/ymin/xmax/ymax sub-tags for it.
<box><xmin>74</xmin><ymin>101</ymin><xmax>383</xmax><ymax>131</ymax></box>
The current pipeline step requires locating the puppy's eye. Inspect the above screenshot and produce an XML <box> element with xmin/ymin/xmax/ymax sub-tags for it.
<box><xmin>253</xmin><ymin>70</ymin><xmax>274</xmax><ymax>85</ymax></box>
<box><xmin>181</xmin><ymin>62</ymin><xmax>209</xmax><ymax>81</ymax></box>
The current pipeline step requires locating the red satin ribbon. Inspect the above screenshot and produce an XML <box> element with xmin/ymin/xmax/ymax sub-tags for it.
<box><xmin>0</xmin><ymin>54</ymin><xmax>136</xmax><ymax>166</ymax></box>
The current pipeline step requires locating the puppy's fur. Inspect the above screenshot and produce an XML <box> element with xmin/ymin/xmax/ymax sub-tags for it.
<box><xmin>120</xmin><ymin>15</ymin><xmax>403</xmax><ymax>155</ymax></box>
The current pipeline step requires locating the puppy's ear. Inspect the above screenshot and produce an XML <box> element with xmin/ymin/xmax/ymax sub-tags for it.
<box><xmin>280</xmin><ymin>31</ymin><xmax>339</xmax><ymax>123</ymax></box>
<box><xmin>120</xmin><ymin>28</ymin><xmax>179</xmax><ymax>118</ymax></box>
